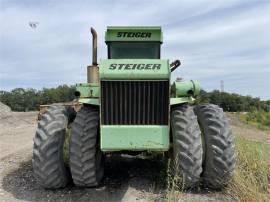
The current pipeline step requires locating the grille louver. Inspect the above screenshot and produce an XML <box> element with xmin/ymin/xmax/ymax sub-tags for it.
<box><xmin>101</xmin><ymin>80</ymin><xmax>169</xmax><ymax>125</ymax></box>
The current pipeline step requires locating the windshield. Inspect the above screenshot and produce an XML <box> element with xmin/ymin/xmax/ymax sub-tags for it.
<box><xmin>108</xmin><ymin>42</ymin><xmax>160</xmax><ymax>59</ymax></box>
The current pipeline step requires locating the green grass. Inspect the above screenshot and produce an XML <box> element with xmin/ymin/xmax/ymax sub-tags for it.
<box><xmin>239</xmin><ymin>110</ymin><xmax>270</xmax><ymax>131</ymax></box>
<box><xmin>163</xmin><ymin>158</ymin><xmax>185</xmax><ymax>201</ymax></box>
<box><xmin>163</xmin><ymin>136</ymin><xmax>270</xmax><ymax>201</ymax></box>
<box><xmin>225</xmin><ymin>136</ymin><xmax>270</xmax><ymax>201</ymax></box>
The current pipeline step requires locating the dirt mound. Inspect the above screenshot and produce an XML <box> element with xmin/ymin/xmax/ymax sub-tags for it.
<box><xmin>0</xmin><ymin>102</ymin><xmax>11</xmax><ymax>117</ymax></box>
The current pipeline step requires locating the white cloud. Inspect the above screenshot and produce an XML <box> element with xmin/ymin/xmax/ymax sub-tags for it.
<box><xmin>0</xmin><ymin>0</ymin><xmax>269</xmax><ymax>99</ymax></box>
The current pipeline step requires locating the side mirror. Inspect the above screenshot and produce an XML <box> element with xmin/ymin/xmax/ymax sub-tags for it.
<box><xmin>170</xmin><ymin>60</ymin><xmax>181</xmax><ymax>72</ymax></box>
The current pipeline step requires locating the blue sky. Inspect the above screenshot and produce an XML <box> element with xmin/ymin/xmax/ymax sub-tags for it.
<box><xmin>0</xmin><ymin>0</ymin><xmax>269</xmax><ymax>99</ymax></box>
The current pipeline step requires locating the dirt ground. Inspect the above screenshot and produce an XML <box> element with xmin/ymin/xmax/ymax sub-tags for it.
<box><xmin>1</xmin><ymin>111</ymin><xmax>269</xmax><ymax>202</ymax></box>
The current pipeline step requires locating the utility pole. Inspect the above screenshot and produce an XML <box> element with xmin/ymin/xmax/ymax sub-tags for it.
<box><xmin>220</xmin><ymin>80</ymin><xmax>224</xmax><ymax>92</ymax></box>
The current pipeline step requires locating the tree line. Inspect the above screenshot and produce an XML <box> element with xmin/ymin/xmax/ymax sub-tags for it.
<box><xmin>0</xmin><ymin>85</ymin><xmax>269</xmax><ymax>112</ymax></box>
<box><xmin>0</xmin><ymin>85</ymin><xmax>75</xmax><ymax>111</ymax></box>
<box><xmin>197</xmin><ymin>90</ymin><xmax>270</xmax><ymax>112</ymax></box>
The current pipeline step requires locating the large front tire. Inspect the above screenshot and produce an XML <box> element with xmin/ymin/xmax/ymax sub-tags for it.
<box><xmin>69</xmin><ymin>106</ymin><xmax>104</xmax><ymax>187</ymax></box>
<box><xmin>171</xmin><ymin>105</ymin><xmax>203</xmax><ymax>188</ymax></box>
<box><xmin>32</xmin><ymin>105</ymin><xmax>76</xmax><ymax>189</ymax></box>
<box><xmin>194</xmin><ymin>104</ymin><xmax>236</xmax><ymax>189</ymax></box>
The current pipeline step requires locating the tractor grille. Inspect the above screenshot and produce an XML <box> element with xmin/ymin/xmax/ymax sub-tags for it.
<box><xmin>101</xmin><ymin>80</ymin><xmax>169</xmax><ymax>125</ymax></box>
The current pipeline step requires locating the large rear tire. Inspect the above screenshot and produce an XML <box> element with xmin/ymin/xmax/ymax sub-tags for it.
<box><xmin>69</xmin><ymin>106</ymin><xmax>104</xmax><ymax>187</ymax></box>
<box><xmin>32</xmin><ymin>105</ymin><xmax>76</xmax><ymax>189</ymax></box>
<box><xmin>194</xmin><ymin>104</ymin><xmax>236</xmax><ymax>189</ymax></box>
<box><xmin>171</xmin><ymin>105</ymin><xmax>203</xmax><ymax>188</ymax></box>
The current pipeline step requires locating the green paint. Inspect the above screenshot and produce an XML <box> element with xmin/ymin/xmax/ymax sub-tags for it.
<box><xmin>99</xmin><ymin>59</ymin><xmax>170</xmax><ymax>80</ymax></box>
<box><xmin>72</xmin><ymin>26</ymin><xmax>203</xmax><ymax>152</ymax></box>
<box><xmin>171</xmin><ymin>80</ymin><xmax>200</xmax><ymax>97</ymax></box>
<box><xmin>101</xmin><ymin>125</ymin><xmax>169</xmax><ymax>151</ymax></box>
<box><xmin>75</xmin><ymin>83</ymin><xmax>99</xmax><ymax>98</ymax></box>
<box><xmin>170</xmin><ymin>97</ymin><xmax>195</xmax><ymax>105</ymax></box>
<box><xmin>75</xmin><ymin>83</ymin><xmax>100</xmax><ymax>106</ymax></box>
<box><xmin>78</xmin><ymin>98</ymin><xmax>99</xmax><ymax>105</ymax></box>
<box><xmin>105</xmin><ymin>26</ymin><xmax>163</xmax><ymax>42</ymax></box>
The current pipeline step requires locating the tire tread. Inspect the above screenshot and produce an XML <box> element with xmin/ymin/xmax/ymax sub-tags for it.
<box><xmin>69</xmin><ymin>106</ymin><xmax>104</xmax><ymax>187</ymax></box>
<box><xmin>195</xmin><ymin>104</ymin><xmax>236</xmax><ymax>189</ymax></box>
<box><xmin>32</xmin><ymin>105</ymin><xmax>75</xmax><ymax>189</ymax></box>
<box><xmin>171</xmin><ymin>105</ymin><xmax>203</xmax><ymax>188</ymax></box>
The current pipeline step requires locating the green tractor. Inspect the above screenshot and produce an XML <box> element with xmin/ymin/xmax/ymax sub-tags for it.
<box><xmin>32</xmin><ymin>26</ymin><xmax>235</xmax><ymax>189</ymax></box>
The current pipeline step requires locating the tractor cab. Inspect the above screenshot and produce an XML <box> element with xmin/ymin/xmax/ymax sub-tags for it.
<box><xmin>105</xmin><ymin>26</ymin><xmax>162</xmax><ymax>59</ymax></box>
